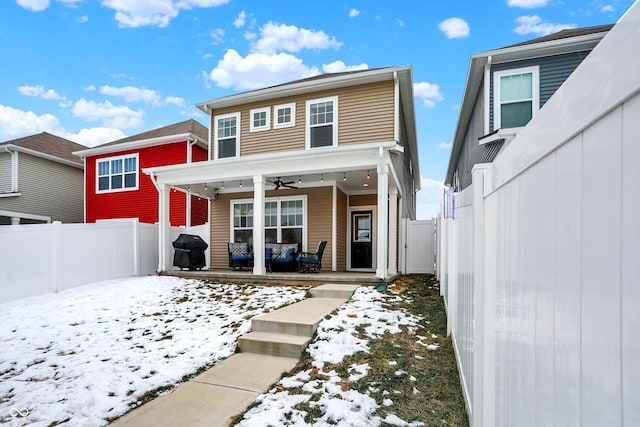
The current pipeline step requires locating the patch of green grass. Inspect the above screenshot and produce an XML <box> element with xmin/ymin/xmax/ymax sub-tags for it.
<box><xmin>231</xmin><ymin>274</ymin><xmax>468</xmax><ymax>426</ymax></box>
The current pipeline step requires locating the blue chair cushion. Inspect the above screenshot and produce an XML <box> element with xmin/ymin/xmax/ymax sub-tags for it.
<box><xmin>274</xmin><ymin>247</ymin><xmax>295</xmax><ymax>262</ymax></box>
<box><xmin>232</xmin><ymin>254</ymin><xmax>252</xmax><ymax>261</ymax></box>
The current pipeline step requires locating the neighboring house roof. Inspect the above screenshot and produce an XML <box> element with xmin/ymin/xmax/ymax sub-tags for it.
<box><xmin>444</xmin><ymin>24</ymin><xmax>612</xmax><ymax>186</ymax></box>
<box><xmin>0</xmin><ymin>132</ymin><xmax>85</xmax><ymax>168</ymax></box>
<box><xmin>196</xmin><ymin>65</ymin><xmax>420</xmax><ymax>190</ymax></box>
<box><xmin>73</xmin><ymin>119</ymin><xmax>208</xmax><ymax>158</ymax></box>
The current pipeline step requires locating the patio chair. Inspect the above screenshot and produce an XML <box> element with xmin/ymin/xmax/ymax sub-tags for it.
<box><xmin>271</xmin><ymin>244</ymin><xmax>298</xmax><ymax>272</ymax></box>
<box><xmin>228</xmin><ymin>242</ymin><xmax>252</xmax><ymax>270</ymax></box>
<box><xmin>297</xmin><ymin>241</ymin><xmax>327</xmax><ymax>273</ymax></box>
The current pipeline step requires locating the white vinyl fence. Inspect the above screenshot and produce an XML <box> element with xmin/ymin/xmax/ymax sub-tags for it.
<box><xmin>404</xmin><ymin>219</ymin><xmax>436</xmax><ymax>274</ymax></box>
<box><xmin>438</xmin><ymin>8</ymin><xmax>640</xmax><ymax>427</ymax></box>
<box><xmin>0</xmin><ymin>219</ymin><xmax>210</xmax><ymax>304</ymax></box>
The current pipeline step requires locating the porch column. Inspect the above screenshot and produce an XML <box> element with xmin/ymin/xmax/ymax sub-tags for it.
<box><xmin>158</xmin><ymin>183</ymin><xmax>171</xmax><ymax>273</ymax></box>
<box><xmin>252</xmin><ymin>175</ymin><xmax>265</xmax><ymax>275</ymax></box>
<box><xmin>388</xmin><ymin>187</ymin><xmax>398</xmax><ymax>276</ymax></box>
<box><xmin>376</xmin><ymin>164</ymin><xmax>389</xmax><ymax>279</ymax></box>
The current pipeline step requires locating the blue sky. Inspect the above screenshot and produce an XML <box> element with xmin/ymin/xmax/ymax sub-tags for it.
<box><xmin>0</xmin><ymin>0</ymin><xmax>634</xmax><ymax>218</ymax></box>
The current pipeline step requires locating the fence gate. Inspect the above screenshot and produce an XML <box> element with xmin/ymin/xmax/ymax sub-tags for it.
<box><xmin>405</xmin><ymin>219</ymin><xmax>435</xmax><ymax>274</ymax></box>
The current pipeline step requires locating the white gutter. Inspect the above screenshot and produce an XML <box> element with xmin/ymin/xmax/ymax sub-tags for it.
<box><xmin>197</xmin><ymin>66</ymin><xmax>412</xmax><ymax>113</ymax></box>
<box><xmin>483</xmin><ymin>55</ymin><xmax>492</xmax><ymax>134</ymax></box>
<box><xmin>1</xmin><ymin>146</ymin><xmax>18</xmax><ymax>192</ymax></box>
<box><xmin>2</xmin><ymin>144</ymin><xmax>82</xmax><ymax>169</ymax></box>
<box><xmin>73</xmin><ymin>132</ymin><xmax>207</xmax><ymax>158</ymax></box>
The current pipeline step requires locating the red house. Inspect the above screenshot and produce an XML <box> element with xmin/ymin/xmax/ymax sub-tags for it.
<box><xmin>74</xmin><ymin>120</ymin><xmax>209</xmax><ymax>226</ymax></box>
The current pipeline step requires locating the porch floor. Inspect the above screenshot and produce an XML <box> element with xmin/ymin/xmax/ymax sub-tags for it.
<box><xmin>162</xmin><ymin>269</ymin><xmax>397</xmax><ymax>285</ymax></box>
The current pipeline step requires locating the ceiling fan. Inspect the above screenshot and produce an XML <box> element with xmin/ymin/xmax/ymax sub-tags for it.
<box><xmin>268</xmin><ymin>177</ymin><xmax>298</xmax><ymax>190</ymax></box>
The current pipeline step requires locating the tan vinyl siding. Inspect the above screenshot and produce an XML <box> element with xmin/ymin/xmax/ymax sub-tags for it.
<box><xmin>209</xmin><ymin>186</ymin><xmax>335</xmax><ymax>270</ymax></box>
<box><xmin>336</xmin><ymin>188</ymin><xmax>347</xmax><ymax>271</ymax></box>
<box><xmin>209</xmin><ymin>80</ymin><xmax>395</xmax><ymax>159</ymax></box>
<box><xmin>349</xmin><ymin>193</ymin><xmax>377</xmax><ymax>207</ymax></box>
<box><xmin>0</xmin><ymin>153</ymin><xmax>83</xmax><ymax>223</ymax></box>
<box><xmin>0</xmin><ymin>152</ymin><xmax>12</xmax><ymax>193</ymax></box>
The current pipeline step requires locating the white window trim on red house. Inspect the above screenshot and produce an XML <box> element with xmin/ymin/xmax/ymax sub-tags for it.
<box><xmin>96</xmin><ymin>153</ymin><xmax>139</xmax><ymax>194</ymax></box>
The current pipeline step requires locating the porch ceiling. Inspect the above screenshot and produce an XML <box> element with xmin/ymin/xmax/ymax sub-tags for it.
<box><xmin>145</xmin><ymin>141</ymin><xmax>402</xmax><ymax>198</ymax></box>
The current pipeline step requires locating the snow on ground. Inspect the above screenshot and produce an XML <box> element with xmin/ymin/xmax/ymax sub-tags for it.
<box><xmin>0</xmin><ymin>276</ymin><xmax>306</xmax><ymax>426</ymax></box>
<box><xmin>237</xmin><ymin>287</ymin><xmax>426</xmax><ymax>427</ymax></box>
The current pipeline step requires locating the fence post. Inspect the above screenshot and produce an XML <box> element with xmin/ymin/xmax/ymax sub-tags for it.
<box><xmin>132</xmin><ymin>218</ymin><xmax>140</xmax><ymax>276</ymax></box>
<box><xmin>471</xmin><ymin>163</ymin><xmax>494</xmax><ymax>427</ymax></box>
<box><xmin>52</xmin><ymin>221</ymin><xmax>62</xmax><ymax>293</ymax></box>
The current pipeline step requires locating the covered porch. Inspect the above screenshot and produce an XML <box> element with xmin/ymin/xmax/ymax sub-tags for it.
<box><xmin>145</xmin><ymin>141</ymin><xmax>409</xmax><ymax>280</ymax></box>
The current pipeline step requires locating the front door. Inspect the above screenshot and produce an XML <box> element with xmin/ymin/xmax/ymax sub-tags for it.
<box><xmin>351</xmin><ymin>211</ymin><xmax>373</xmax><ymax>269</ymax></box>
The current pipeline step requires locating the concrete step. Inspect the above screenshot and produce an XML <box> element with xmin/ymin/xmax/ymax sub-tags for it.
<box><xmin>309</xmin><ymin>284</ymin><xmax>361</xmax><ymax>300</ymax></box>
<box><xmin>194</xmin><ymin>353</ymin><xmax>298</xmax><ymax>393</ymax></box>
<box><xmin>238</xmin><ymin>331</ymin><xmax>311</xmax><ymax>358</ymax></box>
<box><xmin>251</xmin><ymin>297</ymin><xmax>346</xmax><ymax>336</ymax></box>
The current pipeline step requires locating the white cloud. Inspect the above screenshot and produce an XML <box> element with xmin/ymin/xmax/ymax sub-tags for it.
<box><xmin>16</xmin><ymin>0</ymin><xmax>49</xmax><ymax>12</ymax></box>
<box><xmin>209</xmin><ymin>28</ymin><xmax>225</xmax><ymax>44</ymax></box>
<box><xmin>98</xmin><ymin>85</ymin><xmax>185</xmax><ymax>107</ymax></box>
<box><xmin>514</xmin><ymin>15</ymin><xmax>576</xmax><ymax>36</ymax></box>
<box><xmin>413</xmin><ymin>82</ymin><xmax>444</xmax><ymax>107</ymax></box>
<box><xmin>0</xmin><ymin>105</ymin><xmax>126</xmax><ymax>148</ymax></box>
<box><xmin>322</xmin><ymin>60</ymin><xmax>368</xmax><ymax>74</ymax></box>
<box><xmin>71</xmin><ymin>127</ymin><xmax>126</xmax><ymax>147</ymax></box>
<box><xmin>17</xmin><ymin>85</ymin><xmax>64</xmax><ymax>101</ymax></box>
<box><xmin>396</xmin><ymin>18</ymin><xmax>405</xmax><ymax>27</ymax></box>
<box><xmin>600</xmin><ymin>5</ymin><xmax>615</xmax><ymax>12</ymax></box>
<box><xmin>349</xmin><ymin>8</ymin><xmax>360</xmax><ymax>18</ymax></box>
<box><xmin>416</xmin><ymin>177</ymin><xmax>445</xmax><ymax>219</ymax></box>
<box><xmin>244</xmin><ymin>31</ymin><xmax>257</xmax><ymax>41</ymax></box>
<box><xmin>204</xmin><ymin>49</ymin><xmax>320</xmax><ymax>90</ymax></box>
<box><xmin>438</xmin><ymin>17</ymin><xmax>470</xmax><ymax>39</ymax></box>
<box><xmin>234</xmin><ymin>10</ymin><xmax>246</xmax><ymax>28</ymax></box>
<box><xmin>57</xmin><ymin>0</ymin><xmax>83</xmax><ymax>6</ymax></box>
<box><xmin>77</xmin><ymin>15</ymin><xmax>89</xmax><ymax>23</ymax></box>
<box><xmin>439</xmin><ymin>142</ymin><xmax>453</xmax><ymax>149</ymax></box>
<box><xmin>101</xmin><ymin>0</ymin><xmax>229</xmax><ymax>28</ymax></box>
<box><xmin>72</xmin><ymin>98</ymin><xmax>144</xmax><ymax>128</ymax></box>
<box><xmin>0</xmin><ymin>105</ymin><xmax>63</xmax><ymax>140</ymax></box>
<box><xmin>252</xmin><ymin>22</ymin><xmax>342</xmax><ymax>54</ymax></box>
<box><xmin>507</xmin><ymin>0</ymin><xmax>550</xmax><ymax>8</ymax></box>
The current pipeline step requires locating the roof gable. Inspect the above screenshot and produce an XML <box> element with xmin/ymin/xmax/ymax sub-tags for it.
<box><xmin>102</xmin><ymin>119</ymin><xmax>207</xmax><ymax>147</ymax></box>
<box><xmin>0</xmin><ymin>132</ymin><xmax>85</xmax><ymax>166</ymax></box>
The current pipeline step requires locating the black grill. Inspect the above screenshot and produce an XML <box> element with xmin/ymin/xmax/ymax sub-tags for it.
<box><xmin>172</xmin><ymin>234</ymin><xmax>208</xmax><ymax>270</ymax></box>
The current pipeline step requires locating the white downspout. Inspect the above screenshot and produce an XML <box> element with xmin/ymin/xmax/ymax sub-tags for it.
<box><xmin>1</xmin><ymin>146</ymin><xmax>18</xmax><ymax>193</ymax></box>
<box><xmin>393</xmin><ymin>71</ymin><xmax>400</xmax><ymax>143</ymax></box>
<box><xmin>483</xmin><ymin>55</ymin><xmax>492</xmax><ymax>134</ymax></box>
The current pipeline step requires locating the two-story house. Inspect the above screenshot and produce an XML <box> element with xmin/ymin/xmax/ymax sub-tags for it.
<box><xmin>73</xmin><ymin>119</ymin><xmax>210</xmax><ymax>227</ymax></box>
<box><xmin>146</xmin><ymin>66</ymin><xmax>420</xmax><ymax>279</ymax></box>
<box><xmin>445</xmin><ymin>24</ymin><xmax>612</xmax><ymax>191</ymax></box>
<box><xmin>0</xmin><ymin>132</ymin><xmax>85</xmax><ymax>225</ymax></box>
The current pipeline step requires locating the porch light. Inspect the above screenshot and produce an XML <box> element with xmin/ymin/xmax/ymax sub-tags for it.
<box><xmin>363</xmin><ymin>182</ymin><xmax>369</xmax><ymax>187</ymax></box>
<box><xmin>221</xmin><ymin>182</ymin><xmax>224</xmax><ymax>190</ymax></box>
<box><xmin>187</xmin><ymin>185</ymin><xmax>191</xmax><ymax>192</ymax></box>
<box><xmin>343</xmin><ymin>172</ymin><xmax>347</xmax><ymax>182</ymax></box>
<box><xmin>367</xmin><ymin>170</ymin><xmax>371</xmax><ymax>180</ymax></box>
<box><xmin>320</xmin><ymin>174</ymin><xmax>324</xmax><ymax>183</ymax></box>
<box><xmin>239</xmin><ymin>181</ymin><xmax>243</xmax><ymax>188</ymax></box>
<box><xmin>204</xmin><ymin>183</ymin><xmax>208</xmax><ymax>191</ymax></box>
<box><xmin>298</xmin><ymin>176</ymin><xmax>302</xmax><ymax>184</ymax></box>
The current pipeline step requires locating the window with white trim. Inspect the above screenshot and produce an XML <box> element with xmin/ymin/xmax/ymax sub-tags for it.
<box><xmin>214</xmin><ymin>112</ymin><xmax>240</xmax><ymax>159</ymax></box>
<box><xmin>274</xmin><ymin>102</ymin><xmax>295</xmax><ymax>128</ymax></box>
<box><xmin>494</xmin><ymin>66</ymin><xmax>539</xmax><ymax>129</ymax></box>
<box><xmin>306</xmin><ymin>96</ymin><xmax>338</xmax><ymax>148</ymax></box>
<box><xmin>231</xmin><ymin>197</ymin><xmax>305</xmax><ymax>247</ymax></box>
<box><xmin>250</xmin><ymin>107</ymin><xmax>270</xmax><ymax>132</ymax></box>
<box><xmin>96</xmin><ymin>154</ymin><xmax>138</xmax><ymax>193</ymax></box>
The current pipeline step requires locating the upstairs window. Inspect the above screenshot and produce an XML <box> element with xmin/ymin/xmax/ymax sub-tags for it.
<box><xmin>274</xmin><ymin>103</ymin><xmax>295</xmax><ymax>128</ymax></box>
<box><xmin>306</xmin><ymin>96</ymin><xmax>338</xmax><ymax>149</ymax></box>
<box><xmin>494</xmin><ymin>66</ymin><xmax>539</xmax><ymax>129</ymax></box>
<box><xmin>215</xmin><ymin>112</ymin><xmax>240</xmax><ymax>159</ymax></box>
<box><xmin>250</xmin><ymin>107</ymin><xmax>270</xmax><ymax>132</ymax></box>
<box><xmin>96</xmin><ymin>154</ymin><xmax>138</xmax><ymax>193</ymax></box>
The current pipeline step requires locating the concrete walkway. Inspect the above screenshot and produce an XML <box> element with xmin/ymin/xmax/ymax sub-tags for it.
<box><xmin>111</xmin><ymin>284</ymin><xmax>360</xmax><ymax>427</ymax></box>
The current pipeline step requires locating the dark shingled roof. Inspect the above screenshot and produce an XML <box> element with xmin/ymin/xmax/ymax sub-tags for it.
<box><xmin>502</xmin><ymin>24</ymin><xmax>613</xmax><ymax>49</ymax></box>
<box><xmin>100</xmin><ymin>119</ymin><xmax>208</xmax><ymax>147</ymax></box>
<box><xmin>0</xmin><ymin>132</ymin><xmax>86</xmax><ymax>166</ymax></box>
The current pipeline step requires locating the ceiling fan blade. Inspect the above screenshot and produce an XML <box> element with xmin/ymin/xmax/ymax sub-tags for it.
<box><xmin>282</xmin><ymin>184</ymin><xmax>298</xmax><ymax>189</ymax></box>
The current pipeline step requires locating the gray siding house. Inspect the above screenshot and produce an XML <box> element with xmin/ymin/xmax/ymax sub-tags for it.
<box><xmin>0</xmin><ymin>132</ymin><xmax>85</xmax><ymax>224</ymax></box>
<box><xmin>445</xmin><ymin>24</ymin><xmax>612</xmax><ymax>190</ymax></box>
